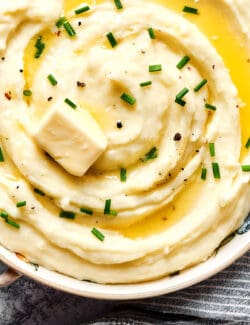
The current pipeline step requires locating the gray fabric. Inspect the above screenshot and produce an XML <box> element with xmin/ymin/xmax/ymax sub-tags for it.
<box><xmin>90</xmin><ymin>251</ymin><xmax>250</xmax><ymax>324</ymax></box>
<box><xmin>0</xmin><ymin>251</ymin><xmax>248</xmax><ymax>324</ymax></box>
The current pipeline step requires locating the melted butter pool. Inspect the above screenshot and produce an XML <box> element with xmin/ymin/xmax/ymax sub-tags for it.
<box><xmin>24</xmin><ymin>0</ymin><xmax>250</xmax><ymax>239</ymax></box>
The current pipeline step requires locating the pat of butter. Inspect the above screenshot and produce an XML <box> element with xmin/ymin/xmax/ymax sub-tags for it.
<box><xmin>34</xmin><ymin>106</ymin><xmax>107</xmax><ymax>176</ymax></box>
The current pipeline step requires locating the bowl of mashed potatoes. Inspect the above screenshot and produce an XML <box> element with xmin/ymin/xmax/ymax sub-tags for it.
<box><xmin>0</xmin><ymin>0</ymin><xmax>249</xmax><ymax>298</ymax></box>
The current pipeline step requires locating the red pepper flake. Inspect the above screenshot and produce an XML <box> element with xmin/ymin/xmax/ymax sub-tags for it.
<box><xmin>55</xmin><ymin>31</ymin><xmax>61</xmax><ymax>37</ymax></box>
<box><xmin>15</xmin><ymin>252</ymin><xmax>29</xmax><ymax>263</ymax></box>
<box><xmin>4</xmin><ymin>91</ymin><xmax>11</xmax><ymax>100</ymax></box>
<box><xmin>187</xmin><ymin>66</ymin><xmax>191</xmax><ymax>70</ymax></box>
<box><xmin>212</xmin><ymin>64</ymin><xmax>216</xmax><ymax>69</ymax></box>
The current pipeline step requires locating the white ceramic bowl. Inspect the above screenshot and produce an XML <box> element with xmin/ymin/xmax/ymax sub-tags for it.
<box><xmin>0</xmin><ymin>225</ymin><xmax>249</xmax><ymax>299</ymax></box>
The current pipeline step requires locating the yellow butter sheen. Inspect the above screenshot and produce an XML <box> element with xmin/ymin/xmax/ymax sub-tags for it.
<box><xmin>46</xmin><ymin>0</ymin><xmax>250</xmax><ymax>238</ymax></box>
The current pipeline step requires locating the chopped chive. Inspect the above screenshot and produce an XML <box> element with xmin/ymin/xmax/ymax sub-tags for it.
<box><xmin>59</xmin><ymin>210</ymin><xmax>76</xmax><ymax>219</ymax></box>
<box><xmin>149</xmin><ymin>64</ymin><xmax>162</xmax><ymax>72</ymax></box>
<box><xmin>63</xmin><ymin>21</ymin><xmax>76</xmax><ymax>37</ymax></box>
<box><xmin>5</xmin><ymin>218</ymin><xmax>20</xmax><ymax>229</ymax></box>
<box><xmin>0</xmin><ymin>212</ymin><xmax>19</xmax><ymax>229</ymax></box>
<box><xmin>47</xmin><ymin>74</ymin><xmax>58</xmax><ymax>86</ymax></box>
<box><xmin>110</xmin><ymin>210</ymin><xmax>118</xmax><ymax>216</ymax></box>
<box><xmin>148</xmin><ymin>27</ymin><xmax>155</xmax><ymax>39</ymax></box>
<box><xmin>103</xmin><ymin>199</ymin><xmax>117</xmax><ymax>216</ymax></box>
<box><xmin>212</xmin><ymin>162</ymin><xmax>221</xmax><ymax>179</ymax></box>
<box><xmin>16</xmin><ymin>201</ymin><xmax>26</xmax><ymax>208</ymax></box>
<box><xmin>176</xmin><ymin>87</ymin><xmax>189</xmax><ymax>99</ymax></box>
<box><xmin>141</xmin><ymin>147</ymin><xmax>158</xmax><ymax>162</ymax></box>
<box><xmin>74</xmin><ymin>6</ymin><xmax>90</xmax><ymax>14</ymax></box>
<box><xmin>80</xmin><ymin>208</ymin><xmax>93</xmax><ymax>215</ymax></box>
<box><xmin>194</xmin><ymin>79</ymin><xmax>207</xmax><ymax>92</ymax></box>
<box><xmin>0</xmin><ymin>147</ymin><xmax>4</xmax><ymax>162</ymax></box>
<box><xmin>114</xmin><ymin>0</ymin><xmax>123</xmax><ymax>9</ymax></box>
<box><xmin>91</xmin><ymin>227</ymin><xmax>105</xmax><ymax>241</ymax></box>
<box><xmin>183</xmin><ymin>6</ymin><xmax>199</xmax><ymax>14</ymax></box>
<box><xmin>175</xmin><ymin>98</ymin><xmax>186</xmax><ymax>107</ymax></box>
<box><xmin>241</xmin><ymin>165</ymin><xmax>250</xmax><ymax>172</ymax></box>
<box><xmin>245</xmin><ymin>137</ymin><xmax>250</xmax><ymax>149</ymax></box>
<box><xmin>56</xmin><ymin>16</ymin><xmax>67</xmax><ymax>28</ymax></box>
<box><xmin>106</xmin><ymin>32</ymin><xmax>117</xmax><ymax>48</ymax></box>
<box><xmin>104</xmin><ymin>199</ymin><xmax>111</xmax><ymax>215</ymax></box>
<box><xmin>201</xmin><ymin>168</ymin><xmax>207</xmax><ymax>180</ymax></box>
<box><xmin>205</xmin><ymin>103</ymin><xmax>217</xmax><ymax>111</ymax></box>
<box><xmin>209</xmin><ymin>143</ymin><xmax>216</xmax><ymax>157</ymax></box>
<box><xmin>121</xmin><ymin>93</ymin><xmax>136</xmax><ymax>105</ymax></box>
<box><xmin>23</xmin><ymin>89</ymin><xmax>32</xmax><ymax>97</ymax></box>
<box><xmin>0</xmin><ymin>211</ymin><xmax>8</xmax><ymax>219</ymax></box>
<box><xmin>140</xmin><ymin>81</ymin><xmax>152</xmax><ymax>87</ymax></box>
<box><xmin>120</xmin><ymin>168</ymin><xmax>127</xmax><ymax>182</ymax></box>
<box><xmin>34</xmin><ymin>188</ymin><xmax>45</xmax><ymax>196</ymax></box>
<box><xmin>34</xmin><ymin>36</ymin><xmax>45</xmax><ymax>59</ymax></box>
<box><xmin>175</xmin><ymin>88</ymin><xmax>189</xmax><ymax>107</ymax></box>
<box><xmin>65</xmin><ymin>98</ymin><xmax>77</xmax><ymax>109</ymax></box>
<box><xmin>176</xmin><ymin>56</ymin><xmax>190</xmax><ymax>69</ymax></box>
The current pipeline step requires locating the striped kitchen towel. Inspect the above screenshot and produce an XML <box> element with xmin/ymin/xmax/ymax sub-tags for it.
<box><xmin>90</xmin><ymin>250</ymin><xmax>250</xmax><ymax>324</ymax></box>
<box><xmin>0</xmin><ymin>253</ymin><xmax>248</xmax><ymax>324</ymax></box>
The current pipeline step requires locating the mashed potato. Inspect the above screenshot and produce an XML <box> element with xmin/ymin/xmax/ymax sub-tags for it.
<box><xmin>0</xmin><ymin>0</ymin><xmax>249</xmax><ymax>283</ymax></box>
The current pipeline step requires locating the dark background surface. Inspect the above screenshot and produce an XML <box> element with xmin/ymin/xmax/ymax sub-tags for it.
<box><xmin>0</xmin><ymin>251</ymin><xmax>249</xmax><ymax>325</ymax></box>
<box><xmin>0</xmin><ymin>262</ymin><xmax>114</xmax><ymax>324</ymax></box>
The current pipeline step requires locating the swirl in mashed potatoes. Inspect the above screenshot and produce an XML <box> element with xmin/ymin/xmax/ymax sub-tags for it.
<box><xmin>0</xmin><ymin>0</ymin><xmax>249</xmax><ymax>283</ymax></box>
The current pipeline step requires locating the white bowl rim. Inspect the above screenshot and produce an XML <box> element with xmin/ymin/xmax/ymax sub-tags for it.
<box><xmin>0</xmin><ymin>231</ymin><xmax>249</xmax><ymax>300</ymax></box>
